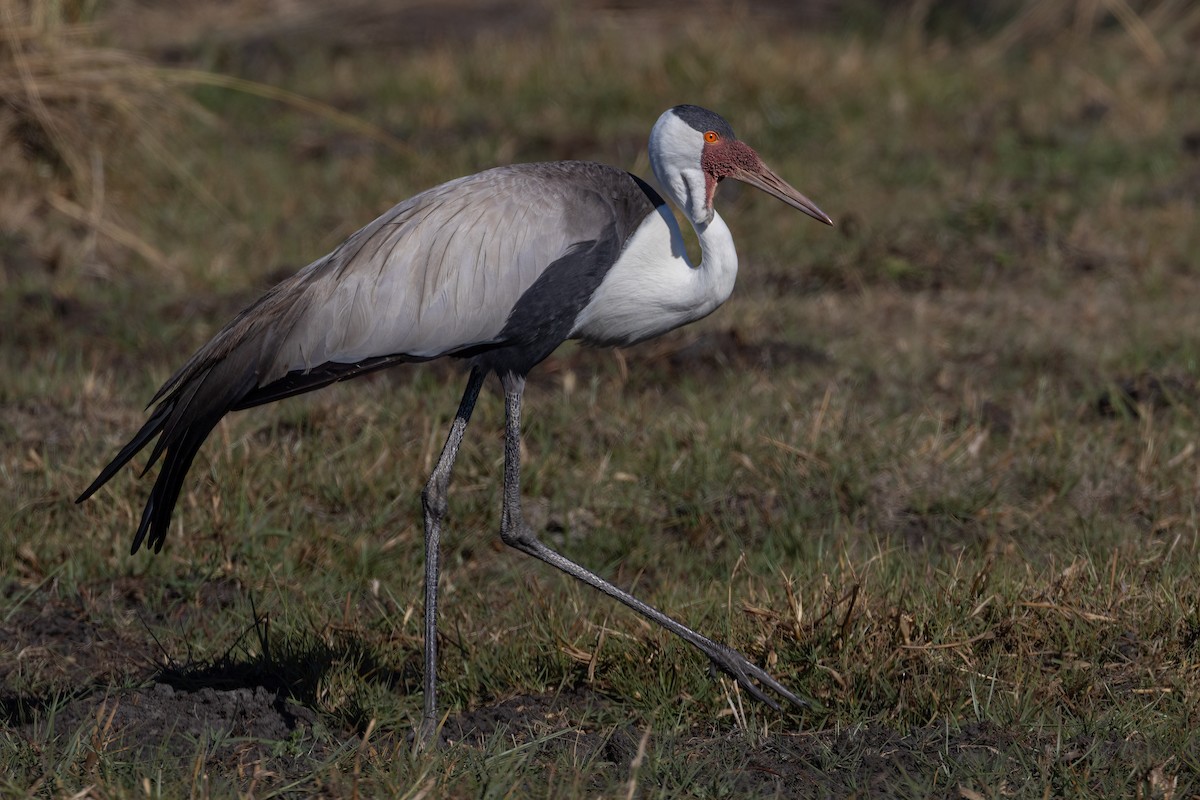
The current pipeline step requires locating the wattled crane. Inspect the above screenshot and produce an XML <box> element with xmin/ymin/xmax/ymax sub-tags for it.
<box><xmin>78</xmin><ymin>105</ymin><xmax>833</xmax><ymax>739</ymax></box>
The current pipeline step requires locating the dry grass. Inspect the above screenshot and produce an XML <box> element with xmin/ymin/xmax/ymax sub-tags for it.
<box><xmin>0</xmin><ymin>0</ymin><xmax>197</xmax><ymax>277</ymax></box>
<box><xmin>3</xmin><ymin>1</ymin><xmax>1200</xmax><ymax>797</ymax></box>
<box><xmin>0</xmin><ymin>0</ymin><xmax>404</xmax><ymax>286</ymax></box>
<box><xmin>977</xmin><ymin>0</ymin><xmax>1200</xmax><ymax>65</ymax></box>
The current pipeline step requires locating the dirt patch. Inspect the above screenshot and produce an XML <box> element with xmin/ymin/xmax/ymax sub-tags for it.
<box><xmin>1095</xmin><ymin>372</ymin><xmax>1200</xmax><ymax>418</ymax></box>
<box><xmin>0</xmin><ymin>584</ymin><xmax>150</xmax><ymax>705</ymax></box>
<box><xmin>23</xmin><ymin>683</ymin><xmax>324</xmax><ymax>769</ymax></box>
<box><xmin>647</xmin><ymin>329</ymin><xmax>832</xmax><ymax>376</ymax></box>
<box><xmin>2</xmin><ymin>579</ymin><xmax>347</xmax><ymax>783</ymax></box>
<box><xmin>0</xmin><ymin>578</ymin><xmax>251</xmax><ymax>713</ymax></box>
<box><xmin>548</xmin><ymin>328</ymin><xmax>831</xmax><ymax>383</ymax></box>
<box><xmin>445</xmin><ymin>687</ymin><xmax>612</xmax><ymax>743</ymax></box>
<box><xmin>441</xmin><ymin>693</ymin><xmax>1107</xmax><ymax>797</ymax></box>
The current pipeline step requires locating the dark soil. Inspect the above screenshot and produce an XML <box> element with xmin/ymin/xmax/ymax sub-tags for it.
<box><xmin>25</xmin><ymin>683</ymin><xmax>324</xmax><ymax>770</ymax></box>
<box><xmin>0</xmin><ymin>578</ymin><xmax>1153</xmax><ymax>796</ymax></box>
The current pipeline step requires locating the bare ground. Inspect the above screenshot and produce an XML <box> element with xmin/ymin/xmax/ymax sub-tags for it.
<box><xmin>0</xmin><ymin>570</ymin><xmax>1165</xmax><ymax>797</ymax></box>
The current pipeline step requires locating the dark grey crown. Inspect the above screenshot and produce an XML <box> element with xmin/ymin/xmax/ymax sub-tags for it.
<box><xmin>671</xmin><ymin>105</ymin><xmax>736</xmax><ymax>140</ymax></box>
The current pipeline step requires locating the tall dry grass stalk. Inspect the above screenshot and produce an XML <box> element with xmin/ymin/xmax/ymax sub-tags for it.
<box><xmin>0</xmin><ymin>0</ymin><xmax>403</xmax><ymax>284</ymax></box>
<box><xmin>977</xmin><ymin>0</ymin><xmax>1199</xmax><ymax>64</ymax></box>
<box><xmin>0</xmin><ymin>0</ymin><xmax>192</xmax><ymax>277</ymax></box>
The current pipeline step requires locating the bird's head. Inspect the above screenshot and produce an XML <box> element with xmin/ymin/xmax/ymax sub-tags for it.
<box><xmin>649</xmin><ymin>104</ymin><xmax>832</xmax><ymax>229</ymax></box>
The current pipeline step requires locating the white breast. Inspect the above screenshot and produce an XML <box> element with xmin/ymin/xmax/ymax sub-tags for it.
<box><xmin>570</xmin><ymin>204</ymin><xmax>738</xmax><ymax>347</ymax></box>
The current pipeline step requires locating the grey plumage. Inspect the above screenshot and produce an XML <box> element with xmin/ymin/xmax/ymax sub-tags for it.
<box><xmin>78</xmin><ymin>162</ymin><xmax>660</xmax><ymax>553</ymax></box>
<box><xmin>78</xmin><ymin>105</ymin><xmax>833</xmax><ymax>738</ymax></box>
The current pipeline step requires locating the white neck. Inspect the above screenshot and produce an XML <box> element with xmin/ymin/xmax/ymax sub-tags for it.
<box><xmin>679</xmin><ymin>206</ymin><xmax>738</xmax><ymax>321</ymax></box>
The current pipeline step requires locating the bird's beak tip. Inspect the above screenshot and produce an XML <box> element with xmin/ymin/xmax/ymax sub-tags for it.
<box><xmin>787</xmin><ymin>192</ymin><xmax>834</xmax><ymax>227</ymax></box>
<box><xmin>734</xmin><ymin>160</ymin><xmax>832</xmax><ymax>228</ymax></box>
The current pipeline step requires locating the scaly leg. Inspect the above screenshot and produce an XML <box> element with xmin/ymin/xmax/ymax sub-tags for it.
<box><xmin>496</xmin><ymin>374</ymin><xmax>809</xmax><ymax>711</ymax></box>
<box><xmin>419</xmin><ymin>366</ymin><xmax>485</xmax><ymax>743</ymax></box>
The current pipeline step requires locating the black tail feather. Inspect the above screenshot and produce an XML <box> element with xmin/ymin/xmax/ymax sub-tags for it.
<box><xmin>140</xmin><ymin>373</ymin><xmax>208</xmax><ymax>477</ymax></box>
<box><xmin>76</xmin><ymin>402</ymin><xmax>173</xmax><ymax>504</ymax></box>
<box><xmin>130</xmin><ymin>418</ymin><xmax>219</xmax><ymax>554</ymax></box>
<box><xmin>232</xmin><ymin>353</ymin><xmax>421</xmax><ymax>410</ymax></box>
<box><xmin>83</xmin><ymin>344</ymin><xmax>445</xmax><ymax>553</ymax></box>
<box><xmin>82</xmin><ymin>347</ymin><xmax>260</xmax><ymax>553</ymax></box>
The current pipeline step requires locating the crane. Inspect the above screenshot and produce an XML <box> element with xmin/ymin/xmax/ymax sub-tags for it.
<box><xmin>77</xmin><ymin>105</ymin><xmax>833</xmax><ymax>739</ymax></box>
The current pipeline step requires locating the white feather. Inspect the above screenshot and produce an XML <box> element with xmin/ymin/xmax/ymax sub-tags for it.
<box><xmin>571</xmin><ymin>203</ymin><xmax>738</xmax><ymax>346</ymax></box>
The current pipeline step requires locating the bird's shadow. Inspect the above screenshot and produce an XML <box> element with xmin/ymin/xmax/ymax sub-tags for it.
<box><xmin>151</xmin><ymin>604</ymin><xmax>417</xmax><ymax>733</ymax></box>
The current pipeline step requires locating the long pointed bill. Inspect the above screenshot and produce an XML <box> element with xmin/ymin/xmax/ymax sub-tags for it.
<box><xmin>730</xmin><ymin>160</ymin><xmax>833</xmax><ymax>226</ymax></box>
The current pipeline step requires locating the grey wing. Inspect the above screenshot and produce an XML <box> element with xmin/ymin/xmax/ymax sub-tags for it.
<box><xmin>266</xmin><ymin>164</ymin><xmax>621</xmax><ymax>383</ymax></box>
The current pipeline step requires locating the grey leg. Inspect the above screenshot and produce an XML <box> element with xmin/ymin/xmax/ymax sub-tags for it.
<box><xmin>419</xmin><ymin>366</ymin><xmax>485</xmax><ymax>743</ymax></box>
<box><xmin>496</xmin><ymin>374</ymin><xmax>809</xmax><ymax>711</ymax></box>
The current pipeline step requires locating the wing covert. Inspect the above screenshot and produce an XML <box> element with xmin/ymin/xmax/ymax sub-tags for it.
<box><xmin>267</xmin><ymin>162</ymin><xmax>642</xmax><ymax>381</ymax></box>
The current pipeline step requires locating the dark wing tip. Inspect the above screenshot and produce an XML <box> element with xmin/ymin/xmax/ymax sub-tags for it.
<box><xmin>75</xmin><ymin>401</ymin><xmax>175</xmax><ymax>505</ymax></box>
<box><xmin>130</xmin><ymin>497</ymin><xmax>154</xmax><ymax>555</ymax></box>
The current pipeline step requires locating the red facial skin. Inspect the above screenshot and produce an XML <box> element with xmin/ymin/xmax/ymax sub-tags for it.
<box><xmin>700</xmin><ymin>136</ymin><xmax>760</xmax><ymax>210</ymax></box>
<box><xmin>700</xmin><ymin>131</ymin><xmax>834</xmax><ymax>227</ymax></box>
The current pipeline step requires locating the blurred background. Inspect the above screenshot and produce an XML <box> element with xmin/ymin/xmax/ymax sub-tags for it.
<box><xmin>3</xmin><ymin>1</ymin><xmax>1200</xmax><ymax>795</ymax></box>
<box><xmin>3</xmin><ymin>0</ymin><xmax>1195</xmax><ymax>291</ymax></box>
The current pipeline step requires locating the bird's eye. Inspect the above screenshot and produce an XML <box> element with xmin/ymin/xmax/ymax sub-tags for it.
<box><xmin>704</xmin><ymin>131</ymin><xmax>720</xmax><ymax>143</ymax></box>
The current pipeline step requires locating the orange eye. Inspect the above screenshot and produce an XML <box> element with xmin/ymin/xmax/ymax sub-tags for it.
<box><xmin>704</xmin><ymin>131</ymin><xmax>720</xmax><ymax>143</ymax></box>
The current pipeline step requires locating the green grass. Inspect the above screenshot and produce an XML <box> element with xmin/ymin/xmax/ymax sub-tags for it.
<box><xmin>3</xmin><ymin>2</ymin><xmax>1200</xmax><ymax>797</ymax></box>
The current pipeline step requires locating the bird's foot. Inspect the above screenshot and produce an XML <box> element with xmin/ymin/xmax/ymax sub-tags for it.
<box><xmin>706</xmin><ymin>642</ymin><xmax>814</xmax><ymax>711</ymax></box>
<box><xmin>414</xmin><ymin>713</ymin><xmax>445</xmax><ymax>751</ymax></box>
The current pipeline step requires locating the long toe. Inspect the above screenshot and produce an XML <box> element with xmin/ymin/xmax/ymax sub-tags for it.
<box><xmin>708</xmin><ymin>644</ymin><xmax>813</xmax><ymax>711</ymax></box>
